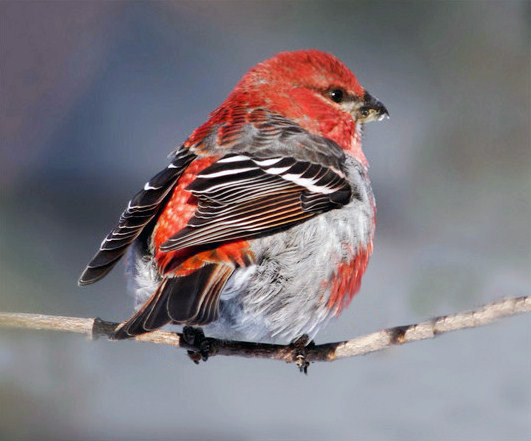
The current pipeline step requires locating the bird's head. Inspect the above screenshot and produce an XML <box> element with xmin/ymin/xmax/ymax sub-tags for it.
<box><xmin>229</xmin><ymin>49</ymin><xmax>388</xmax><ymax>164</ymax></box>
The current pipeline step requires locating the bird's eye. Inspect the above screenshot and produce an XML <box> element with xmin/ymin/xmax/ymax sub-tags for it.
<box><xmin>328</xmin><ymin>88</ymin><xmax>345</xmax><ymax>103</ymax></box>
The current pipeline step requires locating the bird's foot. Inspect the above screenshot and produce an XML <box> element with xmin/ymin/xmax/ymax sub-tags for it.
<box><xmin>290</xmin><ymin>334</ymin><xmax>315</xmax><ymax>374</ymax></box>
<box><xmin>182</xmin><ymin>326</ymin><xmax>217</xmax><ymax>364</ymax></box>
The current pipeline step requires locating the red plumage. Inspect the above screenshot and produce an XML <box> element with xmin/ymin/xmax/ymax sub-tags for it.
<box><xmin>79</xmin><ymin>49</ymin><xmax>388</xmax><ymax>343</ymax></box>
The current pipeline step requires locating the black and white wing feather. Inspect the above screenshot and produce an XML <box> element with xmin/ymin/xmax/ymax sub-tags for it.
<box><xmin>78</xmin><ymin>148</ymin><xmax>196</xmax><ymax>285</ymax></box>
<box><xmin>160</xmin><ymin>151</ymin><xmax>353</xmax><ymax>252</ymax></box>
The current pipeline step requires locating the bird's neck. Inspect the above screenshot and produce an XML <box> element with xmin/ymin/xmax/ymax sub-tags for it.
<box><xmin>319</xmin><ymin>118</ymin><xmax>368</xmax><ymax>168</ymax></box>
<box><xmin>261</xmin><ymin>88</ymin><xmax>369</xmax><ymax>168</ymax></box>
<box><xmin>200</xmin><ymin>91</ymin><xmax>369</xmax><ymax>168</ymax></box>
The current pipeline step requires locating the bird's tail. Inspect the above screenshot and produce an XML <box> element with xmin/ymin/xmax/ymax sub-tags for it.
<box><xmin>112</xmin><ymin>263</ymin><xmax>234</xmax><ymax>339</ymax></box>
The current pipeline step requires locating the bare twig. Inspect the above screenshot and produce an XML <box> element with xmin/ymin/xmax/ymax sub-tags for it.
<box><xmin>0</xmin><ymin>296</ymin><xmax>529</xmax><ymax>365</ymax></box>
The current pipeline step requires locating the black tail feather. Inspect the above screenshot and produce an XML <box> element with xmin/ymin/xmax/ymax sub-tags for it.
<box><xmin>112</xmin><ymin>263</ymin><xmax>233</xmax><ymax>339</ymax></box>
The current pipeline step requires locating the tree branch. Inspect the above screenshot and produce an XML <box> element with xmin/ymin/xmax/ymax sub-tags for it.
<box><xmin>0</xmin><ymin>296</ymin><xmax>529</xmax><ymax>365</ymax></box>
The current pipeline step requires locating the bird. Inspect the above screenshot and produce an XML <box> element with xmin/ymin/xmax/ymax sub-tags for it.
<box><xmin>79</xmin><ymin>49</ymin><xmax>388</xmax><ymax>352</ymax></box>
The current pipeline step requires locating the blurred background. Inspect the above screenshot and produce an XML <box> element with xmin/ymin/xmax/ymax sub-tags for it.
<box><xmin>1</xmin><ymin>1</ymin><xmax>529</xmax><ymax>440</ymax></box>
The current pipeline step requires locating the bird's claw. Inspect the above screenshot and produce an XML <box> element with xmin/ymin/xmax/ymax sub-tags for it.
<box><xmin>182</xmin><ymin>326</ymin><xmax>217</xmax><ymax>364</ymax></box>
<box><xmin>295</xmin><ymin>354</ymin><xmax>310</xmax><ymax>374</ymax></box>
<box><xmin>290</xmin><ymin>334</ymin><xmax>314</xmax><ymax>374</ymax></box>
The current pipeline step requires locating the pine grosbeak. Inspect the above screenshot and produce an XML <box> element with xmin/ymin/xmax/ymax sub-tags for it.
<box><xmin>79</xmin><ymin>50</ymin><xmax>388</xmax><ymax>346</ymax></box>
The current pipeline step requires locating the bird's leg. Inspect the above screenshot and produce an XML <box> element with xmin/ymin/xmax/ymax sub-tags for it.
<box><xmin>290</xmin><ymin>334</ymin><xmax>315</xmax><ymax>374</ymax></box>
<box><xmin>181</xmin><ymin>326</ymin><xmax>217</xmax><ymax>364</ymax></box>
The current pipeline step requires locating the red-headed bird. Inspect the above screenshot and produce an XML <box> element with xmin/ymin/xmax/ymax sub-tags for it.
<box><xmin>79</xmin><ymin>50</ymin><xmax>388</xmax><ymax>345</ymax></box>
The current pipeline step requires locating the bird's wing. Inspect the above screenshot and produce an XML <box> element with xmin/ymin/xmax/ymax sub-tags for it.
<box><xmin>78</xmin><ymin>147</ymin><xmax>196</xmax><ymax>286</ymax></box>
<box><xmin>161</xmin><ymin>130</ymin><xmax>354</xmax><ymax>252</ymax></box>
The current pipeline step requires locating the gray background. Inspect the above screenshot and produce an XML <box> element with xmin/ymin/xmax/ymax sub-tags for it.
<box><xmin>1</xmin><ymin>1</ymin><xmax>530</xmax><ymax>440</ymax></box>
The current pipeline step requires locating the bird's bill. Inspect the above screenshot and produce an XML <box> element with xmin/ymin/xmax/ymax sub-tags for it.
<box><xmin>354</xmin><ymin>91</ymin><xmax>389</xmax><ymax>123</ymax></box>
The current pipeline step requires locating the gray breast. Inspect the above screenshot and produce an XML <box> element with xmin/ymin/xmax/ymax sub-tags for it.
<box><xmin>206</xmin><ymin>157</ymin><xmax>375</xmax><ymax>343</ymax></box>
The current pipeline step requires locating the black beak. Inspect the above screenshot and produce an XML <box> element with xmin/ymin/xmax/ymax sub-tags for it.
<box><xmin>359</xmin><ymin>91</ymin><xmax>389</xmax><ymax>121</ymax></box>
